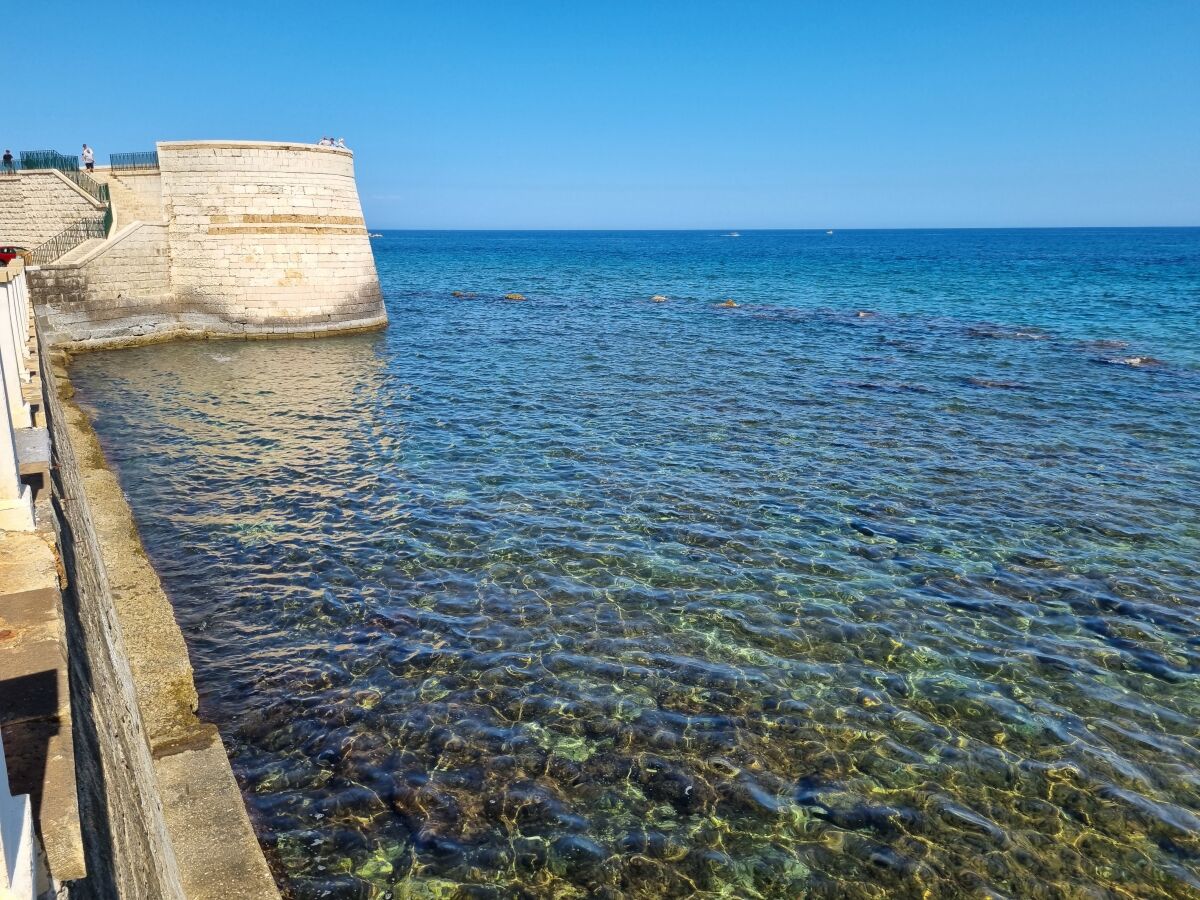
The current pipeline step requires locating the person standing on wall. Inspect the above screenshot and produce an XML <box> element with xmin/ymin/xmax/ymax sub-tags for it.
<box><xmin>2</xmin><ymin>149</ymin><xmax>13</xmax><ymax>172</ymax></box>
<box><xmin>81</xmin><ymin>143</ymin><xmax>95</xmax><ymax>171</ymax></box>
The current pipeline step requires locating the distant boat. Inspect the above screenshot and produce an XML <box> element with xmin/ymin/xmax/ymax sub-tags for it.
<box><xmin>725</xmin><ymin>231</ymin><xmax>740</xmax><ymax>237</ymax></box>
<box><xmin>826</xmin><ymin>230</ymin><xmax>834</xmax><ymax>235</ymax></box>
<box><xmin>369</xmin><ymin>232</ymin><xmax>383</xmax><ymax>238</ymax></box>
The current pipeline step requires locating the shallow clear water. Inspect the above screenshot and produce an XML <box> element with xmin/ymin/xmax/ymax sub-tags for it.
<box><xmin>71</xmin><ymin>230</ymin><xmax>1200</xmax><ymax>899</ymax></box>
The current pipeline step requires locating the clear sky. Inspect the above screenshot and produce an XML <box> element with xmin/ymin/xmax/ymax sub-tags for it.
<box><xmin>11</xmin><ymin>1</ymin><xmax>1199</xmax><ymax>229</ymax></box>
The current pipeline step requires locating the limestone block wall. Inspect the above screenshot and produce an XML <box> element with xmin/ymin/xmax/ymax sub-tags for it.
<box><xmin>159</xmin><ymin>141</ymin><xmax>386</xmax><ymax>332</ymax></box>
<box><xmin>0</xmin><ymin>172</ymin><xmax>105</xmax><ymax>247</ymax></box>
<box><xmin>30</xmin><ymin>223</ymin><xmax>174</xmax><ymax>347</ymax></box>
<box><xmin>92</xmin><ymin>169</ymin><xmax>164</xmax><ymax>230</ymax></box>
<box><xmin>26</xmin><ymin>140</ymin><xmax>387</xmax><ymax>347</ymax></box>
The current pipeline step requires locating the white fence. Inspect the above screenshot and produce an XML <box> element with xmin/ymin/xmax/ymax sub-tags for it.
<box><xmin>1</xmin><ymin>257</ymin><xmax>37</xmax><ymax>896</ymax></box>
<box><xmin>0</xmin><ymin>259</ymin><xmax>34</xmax><ymax>532</ymax></box>
<box><xmin>0</xmin><ymin>730</ymin><xmax>36</xmax><ymax>899</ymax></box>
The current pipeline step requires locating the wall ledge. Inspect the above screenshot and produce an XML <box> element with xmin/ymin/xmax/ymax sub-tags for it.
<box><xmin>53</xmin><ymin>313</ymin><xmax>389</xmax><ymax>352</ymax></box>
<box><xmin>45</xmin><ymin>349</ymin><xmax>280</xmax><ymax>897</ymax></box>
<box><xmin>157</xmin><ymin>140</ymin><xmax>352</xmax><ymax>155</ymax></box>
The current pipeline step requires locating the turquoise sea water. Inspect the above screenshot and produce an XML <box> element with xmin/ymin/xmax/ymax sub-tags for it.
<box><xmin>71</xmin><ymin>229</ymin><xmax>1200</xmax><ymax>899</ymax></box>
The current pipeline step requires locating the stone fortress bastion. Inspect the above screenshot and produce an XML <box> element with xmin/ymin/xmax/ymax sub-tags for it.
<box><xmin>3</xmin><ymin>139</ymin><xmax>388</xmax><ymax>348</ymax></box>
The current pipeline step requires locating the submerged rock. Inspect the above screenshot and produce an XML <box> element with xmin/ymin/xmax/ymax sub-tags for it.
<box><xmin>550</xmin><ymin>834</ymin><xmax>608</xmax><ymax>880</ymax></box>
<box><xmin>718</xmin><ymin>299</ymin><xmax>739</xmax><ymax>308</ymax></box>
<box><xmin>964</xmin><ymin>376</ymin><xmax>1027</xmax><ymax>390</ymax></box>
<box><xmin>1100</xmin><ymin>355</ymin><xmax>1164</xmax><ymax>368</ymax></box>
<box><xmin>1078</xmin><ymin>338</ymin><xmax>1129</xmax><ymax>351</ymax></box>
<box><xmin>966</xmin><ymin>324</ymin><xmax>1050</xmax><ymax>341</ymax></box>
<box><xmin>651</xmin><ymin>295</ymin><xmax>669</xmax><ymax>302</ymax></box>
<box><xmin>505</xmin><ymin>293</ymin><xmax>527</xmax><ymax>301</ymax></box>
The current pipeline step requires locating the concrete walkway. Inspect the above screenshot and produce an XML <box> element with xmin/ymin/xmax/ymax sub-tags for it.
<box><xmin>0</xmin><ymin>522</ymin><xmax>85</xmax><ymax>884</ymax></box>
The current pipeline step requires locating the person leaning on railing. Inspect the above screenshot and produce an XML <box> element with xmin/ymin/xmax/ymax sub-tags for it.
<box><xmin>2</xmin><ymin>149</ymin><xmax>12</xmax><ymax>172</ymax></box>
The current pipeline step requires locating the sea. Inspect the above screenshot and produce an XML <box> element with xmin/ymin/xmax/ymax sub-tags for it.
<box><xmin>70</xmin><ymin>229</ymin><xmax>1200</xmax><ymax>899</ymax></box>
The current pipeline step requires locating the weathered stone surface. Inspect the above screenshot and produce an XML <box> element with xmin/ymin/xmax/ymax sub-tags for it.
<box><xmin>0</xmin><ymin>530</ymin><xmax>57</xmax><ymax>596</ymax></box>
<box><xmin>0</xmin><ymin>171</ymin><xmax>105</xmax><ymax>248</ymax></box>
<box><xmin>75</xmin><ymin>460</ymin><xmax>199</xmax><ymax>747</ymax></box>
<box><xmin>0</xmin><ymin>590</ymin><xmax>69</xmax><ymax>725</ymax></box>
<box><xmin>92</xmin><ymin>169</ymin><xmax>163</xmax><ymax>230</ymax></box>
<box><xmin>19</xmin><ymin>140</ymin><xmax>387</xmax><ymax>349</ymax></box>
<box><xmin>157</xmin><ymin>141</ymin><xmax>384</xmax><ymax>339</ymax></box>
<box><xmin>0</xmin><ymin>547</ymin><xmax>85</xmax><ymax>882</ymax></box>
<box><xmin>156</xmin><ymin>738</ymin><xmax>279</xmax><ymax>899</ymax></box>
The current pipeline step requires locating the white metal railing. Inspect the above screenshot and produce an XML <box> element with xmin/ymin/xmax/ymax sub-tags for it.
<box><xmin>0</xmin><ymin>730</ymin><xmax>36</xmax><ymax>899</ymax></box>
<box><xmin>0</xmin><ymin>259</ymin><xmax>34</xmax><ymax>531</ymax></box>
<box><xmin>1</xmin><ymin>260</ymin><xmax>37</xmax><ymax>897</ymax></box>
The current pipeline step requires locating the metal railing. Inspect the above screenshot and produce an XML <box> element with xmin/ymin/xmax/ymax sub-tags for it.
<box><xmin>62</xmin><ymin>169</ymin><xmax>109</xmax><ymax>205</ymax></box>
<box><xmin>19</xmin><ymin>149</ymin><xmax>78</xmax><ymax>172</ymax></box>
<box><xmin>28</xmin><ymin>217</ymin><xmax>107</xmax><ymax>266</ymax></box>
<box><xmin>1</xmin><ymin>151</ymin><xmax>72</xmax><ymax>175</ymax></box>
<box><xmin>10</xmin><ymin>150</ymin><xmax>109</xmax><ymax>205</ymax></box>
<box><xmin>109</xmin><ymin>150</ymin><xmax>159</xmax><ymax>172</ymax></box>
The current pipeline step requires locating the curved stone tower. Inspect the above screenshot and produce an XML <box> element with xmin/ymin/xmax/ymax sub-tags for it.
<box><xmin>25</xmin><ymin>139</ymin><xmax>387</xmax><ymax>348</ymax></box>
<box><xmin>159</xmin><ymin>140</ymin><xmax>386</xmax><ymax>335</ymax></box>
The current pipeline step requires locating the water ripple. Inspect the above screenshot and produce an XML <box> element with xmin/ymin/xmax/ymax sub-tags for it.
<box><xmin>72</xmin><ymin>229</ymin><xmax>1200</xmax><ymax>899</ymax></box>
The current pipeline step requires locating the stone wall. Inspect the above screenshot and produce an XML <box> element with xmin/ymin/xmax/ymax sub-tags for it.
<box><xmin>159</xmin><ymin>141</ymin><xmax>385</xmax><ymax>333</ymax></box>
<box><xmin>28</xmin><ymin>140</ymin><xmax>387</xmax><ymax>348</ymax></box>
<box><xmin>91</xmin><ymin>170</ymin><xmax>163</xmax><ymax>230</ymax></box>
<box><xmin>30</xmin><ymin>224</ymin><xmax>175</xmax><ymax>348</ymax></box>
<box><xmin>0</xmin><ymin>173</ymin><xmax>105</xmax><ymax>248</ymax></box>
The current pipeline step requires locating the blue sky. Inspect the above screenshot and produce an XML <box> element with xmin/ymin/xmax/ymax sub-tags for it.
<box><xmin>12</xmin><ymin>1</ymin><xmax>1199</xmax><ymax>228</ymax></box>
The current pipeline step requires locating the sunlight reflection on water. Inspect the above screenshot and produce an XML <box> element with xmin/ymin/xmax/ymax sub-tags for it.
<box><xmin>72</xmin><ymin>230</ymin><xmax>1200</xmax><ymax>898</ymax></box>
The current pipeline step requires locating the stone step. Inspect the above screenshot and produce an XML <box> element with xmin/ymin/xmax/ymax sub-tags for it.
<box><xmin>50</xmin><ymin>238</ymin><xmax>105</xmax><ymax>267</ymax></box>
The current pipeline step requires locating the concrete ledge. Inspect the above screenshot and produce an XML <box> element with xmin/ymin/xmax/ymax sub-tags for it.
<box><xmin>75</xmin><ymin>460</ymin><xmax>200</xmax><ymax>746</ymax></box>
<box><xmin>156</xmin><ymin>737</ymin><xmax>278</xmax><ymax>899</ymax></box>
<box><xmin>53</xmin><ymin>312</ymin><xmax>389</xmax><ymax>352</ymax></box>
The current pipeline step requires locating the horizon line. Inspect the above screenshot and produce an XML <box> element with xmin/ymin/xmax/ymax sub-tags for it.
<box><xmin>364</xmin><ymin>225</ymin><xmax>1200</xmax><ymax>232</ymax></box>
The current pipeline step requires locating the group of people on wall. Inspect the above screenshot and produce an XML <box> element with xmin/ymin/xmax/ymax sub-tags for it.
<box><xmin>0</xmin><ymin>143</ymin><xmax>95</xmax><ymax>172</ymax></box>
<box><xmin>4</xmin><ymin>139</ymin><xmax>348</xmax><ymax>173</ymax></box>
